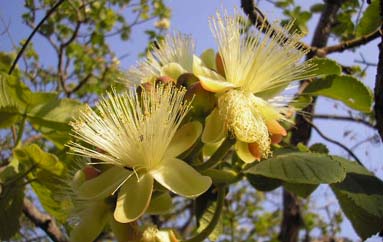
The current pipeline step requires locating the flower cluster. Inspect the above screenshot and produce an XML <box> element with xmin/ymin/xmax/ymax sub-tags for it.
<box><xmin>68</xmin><ymin>8</ymin><xmax>317</xmax><ymax>242</ymax></box>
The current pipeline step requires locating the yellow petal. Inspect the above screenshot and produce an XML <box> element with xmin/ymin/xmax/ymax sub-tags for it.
<box><xmin>114</xmin><ymin>173</ymin><xmax>153</xmax><ymax>223</ymax></box>
<box><xmin>77</xmin><ymin>166</ymin><xmax>131</xmax><ymax>200</ymax></box>
<box><xmin>202</xmin><ymin>108</ymin><xmax>226</xmax><ymax>144</ymax></box>
<box><xmin>151</xmin><ymin>158</ymin><xmax>212</xmax><ymax>198</ymax></box>
<box><xmin>235</xmin><ymin>141</ymin><xmax>256</xmax><ymax>163</ymax></box>
<box><xmin>166</xmin><ymin>121</ymin><xmax>202</xmax><ymax>157</ymax></box>
<box><xmin>146</xmin><ymin>192</ymin><xmax>172</xmax><ymax>215</ymax></box>
<box><xmin>200</xmin><ymin>48</ymin><xmax>216</xmax><ymax>70</ymax></box>
<box><xmin>160</xmin><ymin>62</ymin><xmax>186</xmax><ymax>80</ymax></box>
<box><xmin>193</xmin><ymin>55</ymin><xmax>235</xmax><ymax>93</ymax></box>
<box><xmin>70</xmin><ymin>201</ymin><xmax>109</xmax><ymax>242</ymax></box>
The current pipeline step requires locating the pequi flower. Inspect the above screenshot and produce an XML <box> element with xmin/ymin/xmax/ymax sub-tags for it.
<box><xmin>68</xmin><ymin>84</ymin><xmax>211</xmax><ymax>224</ymax></box>
<box><xmin>126</xmin><ymin>32</ymin><xmax>195</xmax><ymax>85</ymax></box>
<box><xmin>193</xmin><ymin>10</ymin><xmax>317</xmax><ymax>163</ymax></box>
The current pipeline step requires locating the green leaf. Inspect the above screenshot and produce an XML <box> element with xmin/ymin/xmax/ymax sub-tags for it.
<box><xmin>195</xmin><ymin>188</ymin><xmax>223</xmax><ymax>241</ymax></box>
<box><xmin>307</xmin><ymin>57</ymin><xmax>342</xmax><ymax>76</ymax></box>
<box><xmin>246</xmin><ymin>174</ymin><xmax>282</xmax><ymax>191</ymax></box>
<box><xmin>0</xmin><ymin>182</ymin><xmax>24</xmax><ymax>240</ymax></box>
<box><xmin>0</xmin><ymin>73</ymin><xmax>83</xmax><ymax>147</ymax></box>
<box><xmin>284</xmin><ymin>183</ymin><xmax>318</xmax><ymax>198</ymax></box>
<box><xmin>330</xmin><ymin>157</ymin><xmax>383</xmax><ymax>239</ymax></box>
<box><xmin>31</xmin><ymin>181</ymin><xmax>72</xmax><ymax>222</ymax></box>
<box><xmin>332</xmin><ymin>190</ymin><xmax>383</xmax><ymax>240</ymax></box>
<box><xmin>146</xmin><ymin>192</ymin><xmax>172</xmax><ymax>215</ymax></box>
<box><xmin>0</xmin><ymin>106</ymin><xmax>21</xmax><ymax>128</ymax></box>
<box><xmin>27</xmin><ymin>95</ymin><xmax>83</xmax><ymax>148</ymax></box>
<box><xmin>356</xmin><ymin>0</ymin><xmax>380</xmax><ymax>37</ymax></box>
<box><xmin>309</xmin><ymin>143</ymin><xmax>329</xmax><ymax>154</ymax></box>
<box><xmin>304</xmin><ymin>75</ymin><xmax>372</xmax><ymax>112</ymax></box>
<box><xmin>14</xmin><ymin>144</ymin><xmax>71</xmax><ymax>222</ymax></box>
<box><xmin>14</xmin><ymin>144</ymin><xmax>65</xmax><ymax>176</ymax></box>
<box><xmin>290</xmin><ymin>95</ymin><xmax>312</xmax><ymax>110</ymax></box>
<box><xmin>246</xmin><ymin>152</ymin><xmax>346</xmax><ymax>184</ymax></box>
<box><xmin>202</xmin><ymin>169</ymin><xmax>239</xmax><ymax>185</ymax></box>
<box><xmin>0</xmin><ymin>160</ymin><xmax>26</xmax><ymax>240</ymax></box>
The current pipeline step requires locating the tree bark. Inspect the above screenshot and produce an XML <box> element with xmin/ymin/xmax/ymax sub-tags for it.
<box><xmin>280</xmin><ymin>1</ymin><xmax>344</xmax><ymax>242</ymax></box>
<box><xmin>23</xmin><ymin>198</ymin><xmax>67</xmax><ymax>242</ymax></box>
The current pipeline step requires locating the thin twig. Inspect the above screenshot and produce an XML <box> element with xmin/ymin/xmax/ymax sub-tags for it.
<box><xmin>304</xmin><ymin>117</ymin><xmax>364</xmax><ymax>166</ymax></box>
<box><xmin>8</xmin><ymin>0</ymin><xmax>65</xmax><ymax>75</ymax></box>
<box><xmin>312</xmin><ymin>114</ymin><xmax>375</xmax><ymax>129</ymax></box>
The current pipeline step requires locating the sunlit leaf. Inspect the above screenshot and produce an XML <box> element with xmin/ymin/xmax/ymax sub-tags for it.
<box><xmin>304</xmin><ymin>75</ymin><xmax>372</xmax><ymax>112</ymax></box>
<box><xmin>246</xmin><ymin>152</ymin><xmax>346</xmax><ymax>184</ymax></box>
<box><xmin>307</xmin><ymin>57</ymin><xmax>342</xmax><ymax>76</ymax></box>
<box><xmin>356</xmin><ymin>0</ymin><xmax>380</xmax><ymax>37</ymax></box>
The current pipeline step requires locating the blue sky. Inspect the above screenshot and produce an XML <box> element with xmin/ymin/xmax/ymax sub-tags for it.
<box><xmin>1</xmin><ymin>0</ymin><xmax>382</xmax><ymax>240</ymax></box>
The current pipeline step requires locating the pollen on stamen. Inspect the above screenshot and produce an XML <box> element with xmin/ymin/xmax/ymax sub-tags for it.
<box><xmin>218</xmin><ymin>90</ymin><xmax>271</xmax><ymax>158</ymax></box>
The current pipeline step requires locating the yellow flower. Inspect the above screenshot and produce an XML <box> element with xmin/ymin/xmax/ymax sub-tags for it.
<box><xmin>126</xmin><ymin>32</ymin><xmax>195</xmax><ymax>85</ymax></box>
<box><xmin>194</xmin><ymin>10</ymin><xmax>316</xmax><ymax>163</ymax></box>
<box><xmin>68</xmin><ymin>84</ymin><xmax>211</xmax><ymax>224</ymax></box>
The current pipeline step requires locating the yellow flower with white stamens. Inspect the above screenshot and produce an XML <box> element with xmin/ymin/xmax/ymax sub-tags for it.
<box><xmin>68</xmin><ymin>84</ymin><xmax>211</xmax><ymax>224</ymax></box>
<box><xmin>126</xmin><ymin>32</ymin><xmax>195</xmax><ymax>85</ymax></box>
<box><xmin>194</xmin><ymin>10</ymin><xmax>316</xmax><ymax>162</ymax></box>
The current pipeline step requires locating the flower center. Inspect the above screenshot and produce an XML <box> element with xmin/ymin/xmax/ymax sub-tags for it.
<box><xmin>218</xmin><ymin>89</ymin><xmax>271</xmax><ymax>158</ymax></box>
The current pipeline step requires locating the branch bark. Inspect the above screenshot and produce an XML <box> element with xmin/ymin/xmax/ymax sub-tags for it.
<box><xmin>23</xmin><ymin>198</ymin><xmax>67</xmax><ymax>242</ymax></box>
<box><xmin>374</xmin><ymin>0</ymin><xmax>383</xmax><ymax>141</ymax></box>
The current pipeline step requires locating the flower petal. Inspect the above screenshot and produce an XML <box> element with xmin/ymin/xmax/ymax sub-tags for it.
<box><xmin>70</xmin><ymin>201</ymin><xmax>109</xmax><ymax>242</ymax></box>
<box><xmin>146</xmin><ymin>192</ymin><xmax>172</xmax><ymax>215</ymax></box>
<box><xmin>166</xmin><ymin>121</ymin><xmax>202</xmax><ymax>157</ymax></box>
<box><xmin>151</xmin><ymin>158</ymin><xmax>212</xmax><ymax>198</ymax></box>
<box><xmin>200</xmin><ymin>48</ymin><xmax>216</xmax><ymax>70</ymax></box>
<box><xmin>202</xmin><ymin>108</ymin><xmax>226</xmax><ymax>144</ymax></box>
<box><xmin>193</xmin><ymin>55</ymin><xmax>235</xmax><ymax>93</ymax></box>
<box><xmin>114</xmin><ymin>173</ymin><xmax>153</xmax><ymax>223</ymax></box>
<box><xmin>235</xmin><ymin>141</ymin><xmax>256</xmax><ymax>163</ymax></box>
<box><xmin>77</xmin><ymin>166</ymin><xmax>132</xmax><ymax>200</ymax></box>
<box><xmin>161</xmin><ymin>62</ymin><xmax>186</xmax><ymax>80</ymax></box>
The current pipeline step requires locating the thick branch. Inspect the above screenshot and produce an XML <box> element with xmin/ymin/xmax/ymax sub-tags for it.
<box><xmin>23</xmin><ymin>198</ymin><xmax>67</xmax><ymax>242</ymax></box>
<box><xmin>374</xmin><ymin>0</ymin><xmax>383</xmax><ymax>141</ymax></box>
<box><xmin>321</xmin><ymin>28</ymin><xmax>381</xmax><ymax>55</ymax></box>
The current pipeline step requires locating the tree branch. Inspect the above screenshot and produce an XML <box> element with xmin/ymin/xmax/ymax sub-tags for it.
<box><xmin>312</xmin><ymin>114</ymin><xmax>375</xmax><ymax>129</ymax></box>
<box><xmin>321</xmin><ymin>28</ymin><xmax>381</xmax><ymax>55</ymax></box>
<box><xmin>8</xmin><ymin>0</ymin><xmax>65</xmax><ymax>75</ymax></box>
<box><xmin>23</xmin><ymin>198</ymin><xmax>67</xmax><ymax>242</ymax></box>
<box><xmin>303</xmin><ymin>117</ymin><xmax>364</xmax><ymax>166</ymax></box>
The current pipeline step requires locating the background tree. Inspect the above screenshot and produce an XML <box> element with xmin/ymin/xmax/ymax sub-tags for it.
<box><xmin>0</xmin><ymin>0</ymin><xmax>382</xmax><ymax>241</ymax></box>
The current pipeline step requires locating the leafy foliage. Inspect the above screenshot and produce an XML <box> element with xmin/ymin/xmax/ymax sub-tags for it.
<box><xmin>331</xmin><ymin>157</ymin><xmax>383</xmax><ymax>239</ymax></box>
<box><xmin>0</xmin><ymin>0</ymin><xmax>382</xmax><ymax>241</ymax></box>
<box><xmin>304</xmin><ymin>75</ymin><xmax>373</xmax><ymax>112</ymax></box>
<box><xmin>245</xmin><ymin>152</ymin><xmax>346</xmax><ymax>184</ymax></box>
<box><xmin>356</xmin><ymin>0</ymin><xmax>380</xmax><ymax>37</ymax></box>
